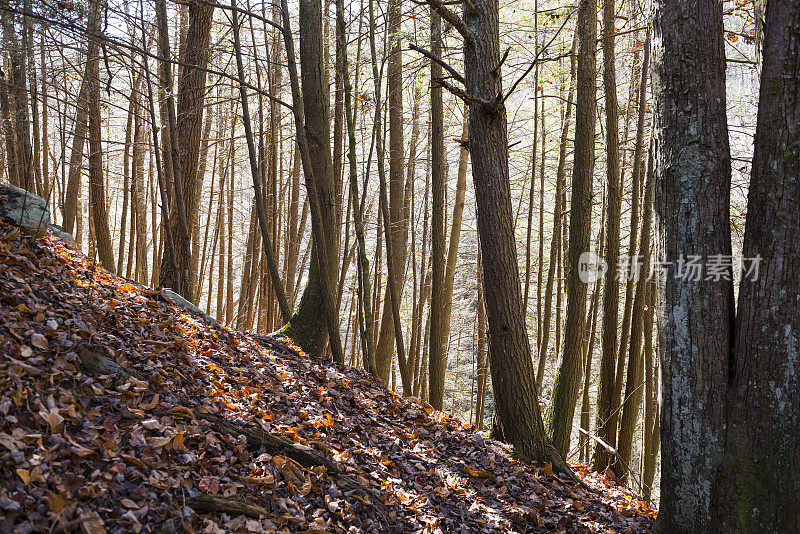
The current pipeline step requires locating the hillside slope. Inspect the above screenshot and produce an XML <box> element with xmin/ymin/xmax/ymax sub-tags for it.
<box><xmin>0</xmin><ymin>221</ymin><xmax>655</xmax><ymax>533</ymax></box>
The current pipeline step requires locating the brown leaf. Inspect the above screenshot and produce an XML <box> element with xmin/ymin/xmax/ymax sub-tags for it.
<box><xmin>30</xmin><ymin>332</ymin><xmax>48</xmax><ymax>349</ymax></box>
<box><xmin>39</xmin><ymin>406</ymin><xmax>64</xmax><ymax>431</ymax></box>
<box><xmin>16</xmin><ymin>468</ymin><xmax>30</xmax><ymax>485</ymax></box>
<box><xmin>199</xmin><ymin>476</ymin><xmax>220</xmax><ymax>495</ymax></box>
<box><xmin>462</xmin><ymin>465</ymin><xmax>493</xmax><ymax>478</ymax></box>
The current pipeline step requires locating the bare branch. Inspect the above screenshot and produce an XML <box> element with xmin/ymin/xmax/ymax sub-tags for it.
<box><xmin>408</xmin><ymin>43</ymin><xmax>465</xmax><ymax>85</ymax></box>
<box><xmin>503</xmin><ymin>8</ymin><xmax>575</xmax><ymax>104</ymax></box>
<box><xmin>425</xmin><ymin>0</ymin><xmax>474</xmax><ymax>46</ymax></box>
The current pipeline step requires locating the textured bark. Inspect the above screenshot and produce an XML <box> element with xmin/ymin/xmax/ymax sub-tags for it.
<box><xmin>545</xmin><ymin>0</ymin><xmax>596</xmax><ymax>457</ymax></box>
<box><xmin>159</xmin><ymin>0</ymin><xmax>214</xmax><ymax>302</ymax></box>
<box><xmin>652</xmin><ymin>0</ymin><xmax>734</xmax><ymax>527</ymax></box>
<box><xmin>86</xmin><ymin>0</ymin><xmax>114</xmax><ymax>273</ymax></box>
<box><xmin>154</xmin><ymin>0</ymin><xmax>192</xmax><ymax>301</ymax></box>
<box><xmin>427</xmin><ymin>12</ymin><xmax>447</xmax><ymax>410</ymax></box>
<box><xmin>593</xmin><ymin>0</ymin><xmax>622</xmax><ymax>471</ymax></box>
<box><xmin>461</xmin><ymin>0</ymin><xmax>564</xmax><ymax>469</ymax></box>
<box><xmin>713</xmin><ymin>0</ymin><xmax>800</xmax><ymax>529</ymax></box>
<box><xmin>374</xmin><ymin>0</ymin><xmax>407</xmax><ymax>383</ymax></box>
<box><xmin>279</xmin><ymin>0</ymin><xmax>343</xmax><ymax>362</ymax></box>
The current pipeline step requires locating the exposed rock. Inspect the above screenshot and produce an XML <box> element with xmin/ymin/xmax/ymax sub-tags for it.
<box><xmin>163</xmin><ymin>289</ymin><xmax>216</xmax><ymax>322</ymax></box>
<box><xmin>0</xmin><ymin>183</ymin><xmax>50</xmax><ymax>237</ymax></box>
<box><xmin>49</xmin><ymin>224</ymin><xmax>77</xmax><ymax>248</ymax></box>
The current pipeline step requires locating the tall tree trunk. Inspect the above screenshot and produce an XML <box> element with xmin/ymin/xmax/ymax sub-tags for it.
<box><xmin>714</xmin><ymin>0</ymin><xmax>800</xmax><ymax>529</ymax></box>
<box><xmin>86</xmin><ymin>0</ymin><xmax>114</xmax><ymax>272</ymax></box>
<box><xmin>427</xmin><ymin>11</ymin><xmax>447</xmax><ymax>409</ymax></box>
<box><xmin>652</xmin><ymin>0</ymin><xmax>733</xmax><ymax>526</ymax></box>
<box><xmin>545</xmin><ymin>0</ymin><xmax>596</xmax><ymax>457</ymax></box>
<box><xmin>279</xmin><ymin>0</ymin><xmax>343</xmax><ymax>362</ymax></box>
<box><xmin>537</xmin><ymin>33</ymin><xmax>577</xmax><ymax>390</ymax></box>
<box><xmin>616</xmin><ymin>136</ymin><xmax>654</xmax><ymax>481</ymax></box>
<box><xmin>154</xmin><ymin>0</ymin><xmax>193</xmax><ymax>300</ymax></box>
<box><xmin>593</xmin><ymin>0</ymin><xmax>623</xmax><ymax>470</ymax></box>
<box><xmin>579</xmin><ymin>186</ymin><xmax>605</xmax><ymax>463</ymax></box>
<box><xmin>443</xmin><ymin>0</ymin><xmax>566</xmax><ymax>469</ymax></box>
<box><xmin>375</xmin><ymin>0</ymin><xmax>407</xmax><ymax>383</ymax></box>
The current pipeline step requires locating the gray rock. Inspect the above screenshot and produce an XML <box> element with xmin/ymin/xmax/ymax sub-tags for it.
<box><xmin>163</xmin><ymin>289</ymin><xmax>216</xmax><ymax>322</ymax></box>
<box><xmin>0</xmin><ymin>183</ymin><xmax>50</xmax><ymax>237</ymax></box>
<box><xmin>49</xmin><ymin>224</ymin><xmax>77</xmax><ymax>248</ymax></box>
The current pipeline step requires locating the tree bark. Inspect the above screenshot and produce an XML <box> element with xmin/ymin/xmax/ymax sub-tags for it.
<box><xmin>714</xmin><ymin>0</ymin><xmax>800</xmax><ymax>529</ymax></box>
<box><xmin>652</xmin><ymin>0</ymin><xmax>734</xmax><ymax>527</ymax></box>
<box><xmin>545</xmin><ymin>0</ymin><xmax>596</xmax><ymax>457</ymax></box>
<box><xmin>86</xmin><ymin>0</ymin><xmax>114</xmax><ymax>272</ymax></box>
<box><xmin>458</xmin><ymin>0</ymin><xmax>565</xmax><ymax>469</ymax></box>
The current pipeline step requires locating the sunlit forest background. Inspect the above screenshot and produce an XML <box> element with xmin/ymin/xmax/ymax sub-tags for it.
<box><xmin>0</xmin><ymin>0</ymin><xmax>758</xmax><ymax>505</ymax></box>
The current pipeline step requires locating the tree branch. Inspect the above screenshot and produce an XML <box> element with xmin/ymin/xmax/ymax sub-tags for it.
<box><xmin>424</xmin><ymin>0</ymin><xmax>474</xmax><ymax>46</ymax></box>
<box><xmin>408</xmin><ymin>43</ymin><xmax>465</xmax><ymax>85</ymax></box>
<box><xmin>503</xmin><ymin>8</ymin><xmax>575</xmax><ymax>104</ymax></box>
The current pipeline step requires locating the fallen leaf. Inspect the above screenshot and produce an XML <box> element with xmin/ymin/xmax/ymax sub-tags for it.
<box><xmin>30</xmin><ymin>333</ymin><xmax>48</xmax><ymax>349</ymax></box>
<box><xmin>16</xmin><ymin>468</ymin><xmax>30</xmax><ymax>485</ymax></box>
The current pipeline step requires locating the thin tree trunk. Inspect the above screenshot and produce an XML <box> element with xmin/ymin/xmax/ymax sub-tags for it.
<box><xmin>593</xmin><ymin>0</ymin><xmax>623</xmax><ymax>470</ymax></box>
<box><xmin>86</xmin><ymin>0</ymin><xmax>114</xmax><ymax>272</ymax></box>
<box><xmin>537</xmin><ymin>33</ymin><xmax>577</xmax><ymax>390</ymax></box>
<box><xmin>545</xmin><ymin>0</ymin><xmax>596</xmax><ymax>454</ymax></box>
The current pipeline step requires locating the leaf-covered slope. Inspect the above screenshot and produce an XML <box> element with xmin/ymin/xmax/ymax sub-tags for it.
<box><xmin>0</xmin><ymin>222</ymin><xmax>655</xmax><ymax>533</ymax></box>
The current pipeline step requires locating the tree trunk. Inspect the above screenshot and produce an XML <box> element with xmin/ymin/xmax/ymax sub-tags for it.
<box><xmin>86</xmin><ymin>0</ymin><xmax>114</xmax><ymax>272</ymax></box>
<box><xmin>652</xmin><ymin>0</ymin><xmax>733</xmax><ymax>526</ymax></box>
<box><xmin>458</xmin><ymin>0</ymin><xmax>564</xmax><ymax>469</ymax></box>
<box><xmin>427</xmin><ymin>11</ymin><xmax>447</xmax><ymax>409</ymax></box>
<box><xmin>616</xmin><ymin>136</ymin><xmax>654</xmax><ymax>481</ymax></box>
<box><xmin>374</xmin><ymin>0</ymin><xmax>407</xmax><ymax>383</ymax></box>
<box><xmin>714</xmin><ymin>0</ymin><xmax>800</xmax><ymax>529</ymax></box>
<box><xmin>593</xmin><ymin>0</ymin><xmax>622</xmax><ymax>470</ymax></box>
<box><xmin>279</xmin><ymin>0</ymin><xmax>343</xmax><ymax>362</ymax></box>
<box><xmin>537</xmin><ymin>32</ymin><xmax>577</xmax><ymax>391</ymax></box>
<box><xmin>545</xmin><ymin>0</ymin><xmax>596</xmax><ymax>457</ymax></box>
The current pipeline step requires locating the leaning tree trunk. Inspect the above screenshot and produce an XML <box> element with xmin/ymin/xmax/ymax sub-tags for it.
<box><xmin>545</xmin><ymin>0</ymin><xmax>596</xmax><ymax>457</ymax></box>
<box><xmin>437</xmin><ymin>0</ymin><xmax>567</xmax><ymax>470</ymax></box>
<box><xmin>713</xmin><ymin>0</ymin><xmax>800</xmax><ymax>529</ymax></box>
<box><xmin>652</xmin><ymin>0</ymin><xmax>734</xmax><ymax>528</ymax></box>
<box><xmin>278</xmin><ymin>0</ymin><xmax>343</xmax><ymax>362</ymax></box>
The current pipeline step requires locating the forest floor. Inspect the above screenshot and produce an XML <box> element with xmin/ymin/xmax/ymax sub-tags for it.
<box><xmin>0</xmin><ymin>220</ymin><xmax>655</xmax><ymax>533</ymax></box>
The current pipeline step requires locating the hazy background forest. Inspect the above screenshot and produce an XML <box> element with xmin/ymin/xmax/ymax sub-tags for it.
<box><xmin>0</xmin><ymin>0</ymin><xmax>759</xmax><ymax>507</ymax></box>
